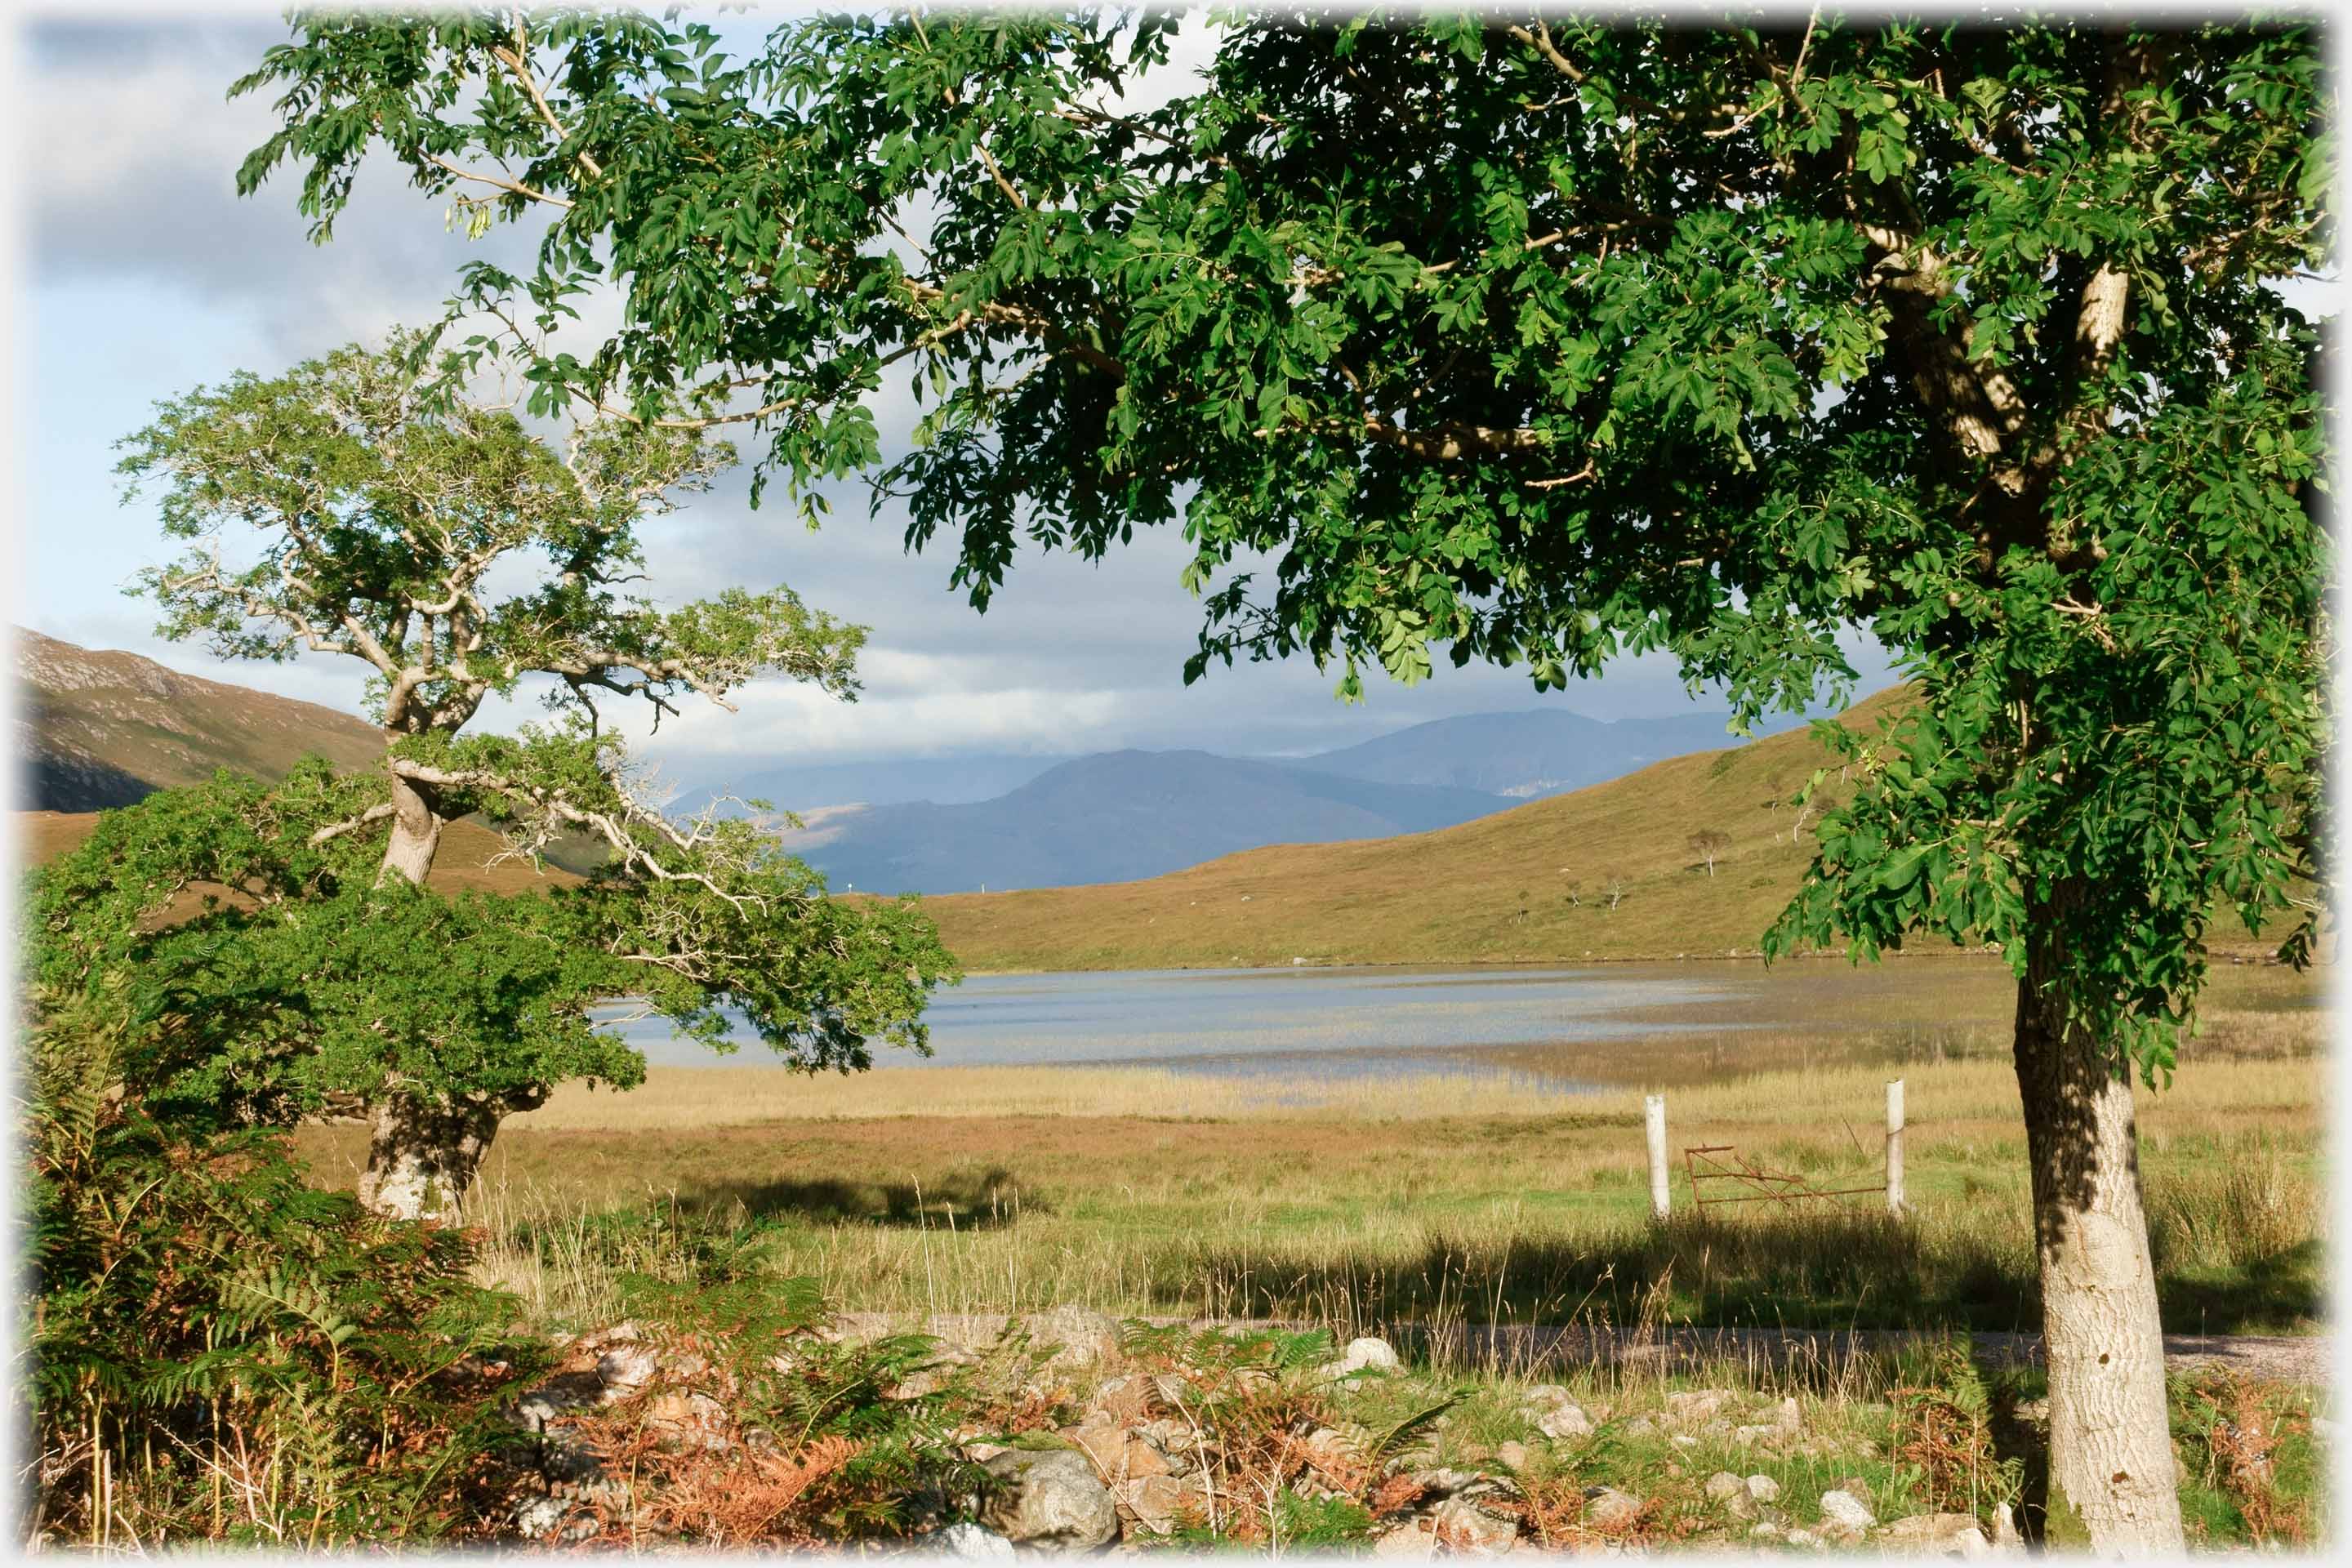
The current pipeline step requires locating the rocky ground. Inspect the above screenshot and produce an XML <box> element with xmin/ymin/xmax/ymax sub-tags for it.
<box><xmin>490</xmin><ymin>1306</ymin><xmax>2087</xmax><ymax>1556</ymax></box>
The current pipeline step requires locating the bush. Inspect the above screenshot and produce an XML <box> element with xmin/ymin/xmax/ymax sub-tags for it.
<box><xmin>18</xmin><ymin>985</ymin><xmax>542</xmax><ymax>1546</ymax></box>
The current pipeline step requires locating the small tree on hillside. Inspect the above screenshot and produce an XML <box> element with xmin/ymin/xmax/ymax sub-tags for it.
<box><xmin>1686</xmin><ymin>829</ymin><xmax>1731</xmax><ymax>878</ymax></box>
<box><xmin>30</xmin><ymin>340</ymin><xmax>955</xmax><ymax>1220</ymax></box>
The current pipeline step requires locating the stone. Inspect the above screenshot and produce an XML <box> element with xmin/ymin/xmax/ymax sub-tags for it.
<box><xmin>1434</xmin><ymin>1499</ymin><xmax>1521</xmax><ymax>1556</ymax></box>
<box><xmin>1878</xmin><ymin>1512</ymin><xmax>1993</xmax><ymax>1558</ymax></box>
<box><xmin>1663</xmin><ymin>1389</ymin><xmax>1733</xmax><ymax>1427</ymax></box>
<box><xmin>927</xmin><ymin>1521</ymin><xmax>1019</xmax><ymax>1561</ymax></box>
<box><xmin>1818</xmin><ymin>1489</ymin><xmax>1878</xmax><ymax>1534</ymax></box>
<box><xmin>1771</xmin><ymin>1396</ymin><xmax>1803</xmax><ymax>1435</ymax></box>
<box><xmin>596</xmin><ymin>1343</ymin><xmax>661</xmax><ymax>1391</ymax></box>
<box><xmin>981</xmin><ymin>1449</ymin><xmax>1120</xmax><ymax>1552</ymax></box>
<box><xmin>1116</xmin><ymin>1475</ymin><xmax>1205</xmax><ymax>1536</ymax></box>
<box><xmin>1327</xmin><ymin>1336</ymin><xmax>1403</xmax><ymax>1379</ymax></box>
<box><xmin>1085</xmin><ymin>1375</ymin><xmax>1156</xmax><ymax>1426</ymax></box>
<box><xmin>514</xmin><ymin>1494</ymin><xmax>568</xmax><ymax>1539</ymax></box>
<box><xmin>510</xmin><ymin>1371</ymin><xmax>605</xmax><ymax>1432</ymax></box>
<box><xmin>1784</xmin><ymin>1526</ymin><xmax>1822</xmax><ymax>1548</ymax></box>
<box><xmin>1374</xmin><ymin>1519</ymin><xmax>1438</xmax><ymax>1557</ymax></box>
<box><xmin>1531</xmin><ymin>1401</ymin><xmax>1593</xmax><ymax>1441</ymax></box>
<box><xmin>1032</xmin><ymin>1306</ymin><xmax>1124</xmax><ymax>1367</ymax></box>
<box><xmin>1495</xmin><ymin>1441</ymin><xmax>1531</xmax><ymax>1472</ymax></box>
<box><xmin>1749</xmin><ymin>1521</ymin><xmax>1783</xmax><ymax>1541</ymax></box>
<box><xmin>1745</xmin><ymin>1474</ymin><xmax>1781</xmax><ymax>1504</ymax></box>
<box><xmin>1582</xmin><ymin>1486</ymin><xmax>1642</xmax><ymax>1531</ymax></box>
<box><xmin>1990</xmin><ymin>1503</ymin><xmax>2024</xmax><ymax>1550</ymax></box>
<box><xmin>1704</xmin><ymin>1472</ymin><xmax>1745</xmax><ymax>1503</ymax></box>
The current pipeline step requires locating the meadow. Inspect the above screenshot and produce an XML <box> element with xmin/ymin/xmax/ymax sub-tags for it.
<box><xmin>290</xmin><ymin>956</ymin><xmax>2330</xmax><ymax>1345</ymax></box>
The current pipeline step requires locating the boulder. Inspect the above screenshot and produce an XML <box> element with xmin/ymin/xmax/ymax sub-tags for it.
<box><xmin>1116</xmin><ymin>1474</ymin><xmax>1207</xmax><ymax>1537</ymax></box>
<box><xmin>1433</xmin><ymin>1498</ymin><xmax>1521</xmax><ymax>1556</ymax></box>
<box><xmin>981</xmin><ymin>1449</ymin><xmax>1120</xmax><ymax>1552</ymax></box>
<box><xmin>595</xmin><ymin>1343</ymin><xmax>661</xmax><ymax>1392</ymax></box>
<box><xmin>1745</xmin><ymin>1474</ymin><xmax>1781</xmax><ymax>1504</ymax></box>
<box><xmin>1663</xmin><ymin>1389</ymin><xmax>1732</xmax><ymax>1428</ymax></box>
<box><xmin>926</xmin><ymin>1521</ymin><xmax>1020</xmax><ymax>1560</ymax></box>
<box><xmin>1326</xmin><ymin>1336</ymin><xmax>1403</xmax><ymax>1380</ymax></box>
<box><xmin>1818</xmin><ymin>1488</ymin><xmax>1878</xmax><ymax>1539</ymax></box>
<box><xmin>1582</xmin><ymin>1486</ymin><xmax>1643</xmax><ymax>1531</ymax></box>
<box><xmin>1878</xmin><ymin>1512</ymin><xmax>1993</xmax><ymax>1558</ymax></box>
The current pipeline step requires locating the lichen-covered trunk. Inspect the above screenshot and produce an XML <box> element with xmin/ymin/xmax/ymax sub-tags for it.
<box><xmin>2014</xmin><ymin>906</ymin><xmax>2185</xmax><ymax>1555</ymax></box>
<box><xmin>357</xmin><ymin>1093</ymin><xmax>503</xmax><ymax>1222</ymax></box>
<box><xmin>357</xmin><ymin>1084</ymin><xmax>548</xmax><ymax>1223</ymax></box>
<box><xmin>378</xmin><ymin>769</ymin><xmax>444</xmax><ymax>887</ymax></box>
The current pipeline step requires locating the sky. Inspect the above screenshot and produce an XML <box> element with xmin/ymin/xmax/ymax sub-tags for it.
<box><xmin>5</xmin><ymin>6</ymin><xmax>1900</xmax><ymax>801</ymax></box>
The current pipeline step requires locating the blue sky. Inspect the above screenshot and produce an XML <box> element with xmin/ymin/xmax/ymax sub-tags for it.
<box><xmin>9</xmin><ymin>7</ymin><xmax>1901</xmax><ymax>800</ymax></box>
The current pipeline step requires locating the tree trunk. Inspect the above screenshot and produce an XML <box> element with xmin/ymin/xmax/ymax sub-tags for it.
<box><xmin>356</xmin><ymin>1085</ymin><xmax>544</xmax><ymax>1222</ymax></box>
<box><xmin>378</xmin><ymin>768</ymin><xmax>444</xmax><ymax>887</ymax></box>
<box><xmin>2013</xmin><ymin>903</ymin><xmax>2185</xmax><ymax>1554</ymax></box>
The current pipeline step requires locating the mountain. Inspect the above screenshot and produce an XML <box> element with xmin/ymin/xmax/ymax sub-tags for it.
<box><xmin>769</xmin><ymin>749</ymin><xmax>1511</xmax><ymax>894</ymax></box>
<box><xmin>717</xmin><ymin>752</ymin><xmax>1071</xmax><ymax>811</ymax></box>
<box><xmin>15</xmin><ymin>627</ymin><xmax>383</xmax><ymax>810</ymax></box>
<box><xmin>914</xmin><ymin>690</ymin><xmax>1913</xmax><ymax>971</ymax></box>
<box><xmin>1294</xmin><ymin>706</ymin><xmax>1808</xmax><ymax>800</ymax></box>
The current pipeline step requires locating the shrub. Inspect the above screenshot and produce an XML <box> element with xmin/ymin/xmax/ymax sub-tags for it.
<box><xmin>19</xmin><ymin>985</ymin><xmax>541</xmax><ymax>1546</ymax></box>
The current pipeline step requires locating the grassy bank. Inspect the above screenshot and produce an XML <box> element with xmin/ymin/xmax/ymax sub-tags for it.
<box><xmin>288</xmin><ymin>959</ymin><xmax>2328</xmax><ymax>1342</ymax></box>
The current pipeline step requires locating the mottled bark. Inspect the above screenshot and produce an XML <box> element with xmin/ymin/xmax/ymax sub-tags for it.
<box><xmin>2014</xmin><ymin>898</ymin><xmax>2185</xmax><ymax>1554</ymax></box>
<box><xmin>356</xmin><ymin>1085</ymin><xmax>546</xmax><ymax>1223</ymax></box>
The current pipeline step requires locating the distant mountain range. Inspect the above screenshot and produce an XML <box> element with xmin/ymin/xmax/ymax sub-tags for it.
<box><xmin>760</xmin><ymin>709</ymin><xmax>1805</xmax><ymax>895</ymax></box>
<box><xmin>15</xmin><ymin>627</ymin><xmax>1817</xmax><ymax>898</ymax></box>
<box><xmin>765</xmin><ymin>750</ymin><xmax>1508</xmax><ymax>893</ymax></box>
<box><xmin>15</xmin><ymin>627</ymin><xmax>382</xmax><ymax>811</ymax></box>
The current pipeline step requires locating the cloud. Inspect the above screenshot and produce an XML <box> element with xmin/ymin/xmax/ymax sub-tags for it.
<box><xmin>17</xmin><ymin>12</ymin><xmax>1897</xmax><ymax>795</ymax></box>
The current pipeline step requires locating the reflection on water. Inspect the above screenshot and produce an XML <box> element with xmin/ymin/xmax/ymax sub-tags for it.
<box><xmin>601</xmin><ymin>965</ymin><xmax>1760</xmax><ymax>1089</ymax></box>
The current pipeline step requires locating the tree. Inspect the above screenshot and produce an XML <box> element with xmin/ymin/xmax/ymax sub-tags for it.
<box><xmin>32</xmin><ymin>340</ymin><xmax>955</xmax><ymax>1220</ymax></box>
<box><xmin>1686</xmin><ymin>829</ymin><xmax>1732</xmax><ymax>877</ymax></box>
<box><xmin>235</xmin><ymin>11</ymin><xmax>2327</xmax><ymax>1549</ymax></box>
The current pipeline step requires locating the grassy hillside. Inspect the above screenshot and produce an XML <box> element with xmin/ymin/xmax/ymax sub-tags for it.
<box><xmin>919</xmin><ymin>688</ymin><xmax>2307</xmax><ymax>973</ymax></box>
<box><xmin>16</xmin><ymin>810</ymin><xmax>580</xmax><ymax>899</ymax></box>
<box><xmin>16</xmin><ymin>628</ymin><xmax>386</xmax><ymax>809</ymax></box>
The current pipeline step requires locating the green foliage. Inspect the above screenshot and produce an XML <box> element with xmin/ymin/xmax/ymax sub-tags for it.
<box><xmin>19</xmin><ymin>986</ymin><xmax>541</xmax><ymax>1545</ymax></box>
<box><xmin>234</xmin><ymin>12</ymin><xmax>2328</xmax><ymax>1088</ymax></box>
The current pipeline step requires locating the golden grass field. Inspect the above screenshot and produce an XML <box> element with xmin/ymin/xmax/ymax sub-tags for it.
<box><xmin>287</xmin><ymin>955</ymin><xmax>2330</xmax><ymax>1341</ymax></box>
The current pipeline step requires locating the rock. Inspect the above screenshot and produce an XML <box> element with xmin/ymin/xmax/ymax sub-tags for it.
<box><xmin>1495</xmin><ymin>1441</ymin><xmax>1531</xmax><ymax>1472</ymax></box>
<box><xmin>514</xmin><ymin>1494</ymin><xmax>568</xmax><ymax>1539</ymax></box>
<box><xmin>1878</xmin><ymin>1512</ymin><xmax>1993</xmax><ymax>1558</ymax></box>
<box><xmin>1116</xmin><ymin>1475</ymin><xmax>1205</xmax><ymax>1536</ymax></box>
<box><xmin>1531</xmin><ymin>1401</ymin><xmax>1592</xmax><ymax>1441</ymax></box>
<box><xmin>1745</xmin><ymin>1474</ymin><xmax>1781</xmax><ymax>1504</ymax></box>
<box><xmin>1582</xmin><ymin>1486</ymin><xmax>1642</xmax><ymax>1531</ymax></box>
<box><xmin>1619</xmin><ymin>1415</ymin><xmax>1657</xmax><ymax>1437</ymax></box>
<box><xmin>1771</xmin><ymin>1396</ymin><xmax>1802</xmax><ymax>1435</ymax></box>
<box><xmin>1085</xmin><ymin>1375</ymin><xmax>1156</xmax><ymax>1426</ymax></box>
<box><xmin>1785</xmin><ymin>1526</ymin><xmax>1822</xmax><ymax>1548</ymax></box>
<box><xmin>1032</xmin><ymin>1306</ymin><xmax>1123</xmax><ymax>1368</ymax></box>
<box><xmin>1704</xmin><ymin>1472</ymin><xmax>1745</xmax><ymax>1503</ymax></box>
<box><xmin>510</xmin><ymin>1371</ymin><xmax>606</xmax><ymax>1432</ymax></box>
<box><xmin>596</xmin><ymin>1343</ymin><xmax>661</xmax><ymax>1391</ymax></box>
<box><xmin>1434</xmin><ymin>1499</ymin><xmax>1520</xmax><ymax>1555</ymax></box>
<box><xmin>981</xmin><ymin>1449</ymin><xmax>1120</xmax><ymax>1552</ymax></box>
<box><xmin>1670</xmin><ymin>1433</ymin><xmax>1697</xmax><ymax>1448</ymax></box>
<box><xmin>1374</xmin><ymin>1520</ymin><xmax>1436</xmax><ymax>1557</ymax></box>
<box><xmin>1990</xmin><ymin>1503</ymin><xmax>2024</xmax><ymax>1550</ymax></box>
<box><xmin>1326</xmin><ymin>1336</ymin><xmax>1402</xmax><ymax>1379</ymax></box>
<box><xmin>1664</xmin><ymin>1389</ymin><xmax>1732</xmax><ymax>1428</ymax></box>
<box><xmin>927</xmin><ymin>1521</ymin><xmax>1019</xmax><ymax>1561</ymax></box>
<box><xmin>1750</xmin><ymin>1521</ymin><xmax>1783</xmax><ymax>1541</ymax></box>
<box><xmin>1818</xmin><ymin>1489</ymin><xmax>1878</xmax><ymax>1535</ymax></box>
<box><xmin>646</xmin><ymin>1391</ymin><xmax>731</xmax><ymax>1452</ymax></box>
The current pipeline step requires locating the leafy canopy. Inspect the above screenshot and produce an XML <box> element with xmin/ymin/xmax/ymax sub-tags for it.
<box><xmin>235</xmin><ymin>11</ymin><xmax>2329</xmax><ymax>1080</ymax></box>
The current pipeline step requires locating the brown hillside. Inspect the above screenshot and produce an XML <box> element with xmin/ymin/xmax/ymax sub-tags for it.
<box><xmin>15</xmin><ymin>627</ymin><xmax>384</xmax><ymax>811</ymax></box>
<box><xmin>16</xmin><ymin>811</ymin><xmax>581</xmax><ymax>900</ymax></box>
<box><xmin>919</xmin><ymin>691</ymin><xmax>1913</xmax><ymax>972</ymax></box>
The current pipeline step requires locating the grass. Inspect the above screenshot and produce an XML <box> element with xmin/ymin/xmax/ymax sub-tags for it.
<box><xmin>285</xmin><ymin>957</ymin><xmax>2328</xmax><ymax>1342</ymax></box>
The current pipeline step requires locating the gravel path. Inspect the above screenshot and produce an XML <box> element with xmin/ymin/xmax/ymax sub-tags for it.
<box><xmin>836</xmin><ymin>1311</ymin><xmax>2331</xmax><ymax>1388</ymax></box>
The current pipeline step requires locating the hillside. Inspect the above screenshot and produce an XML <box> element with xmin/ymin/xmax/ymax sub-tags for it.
<box><xmin>1296</xmin><ymin>706</ymin><xmax>1806</xmax><ymax>799</ymax></box>
<box><xmin>18</xmin><ymin>809</ymin><xmax>581</xmax><ymax>899</ymax></box>
<box><xmin>16</xmin><ymin>627</ymin><xmax>383</xmax><ymax>809</ymax></box>
<box><xmin>771</xmin><ymin>750</ymin><xmax>1510</xmax><ymax>894</ymax></box>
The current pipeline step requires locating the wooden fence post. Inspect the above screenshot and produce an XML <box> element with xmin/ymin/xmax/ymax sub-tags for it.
<box><xmin>1885</xmin><ymin>1078</ymin><xmax>1906</xmax><ymax>1216</ymax></box>
<box><xmin>1645</xmin><ymin>1094</ymin><xmax>1671</xmax><ymax>1221</ymax></box>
